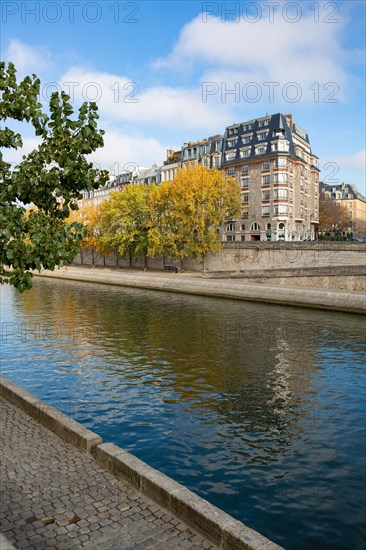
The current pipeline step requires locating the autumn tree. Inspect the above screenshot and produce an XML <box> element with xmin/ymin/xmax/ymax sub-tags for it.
<box><xmin>148</xmin><ymin>181</ymin><xmax>187</xmax><ymax>264</ymax></box>
<box><xmin>318</xmin><ymin>192</ymin><xmax>349</xmax><ymax>237</ymax></box>
<box><xmin>0</xmin><ymin>62</ymin><xmax>108</xmax><ymax>291</ymax></box>
<box><xmin>100</xmin><ymin>184</ymin><xmax>153</xmax><ymax>267</ymax></box>
<box><xmin>148</xmin><ymin>165</ymin><xmax>240</xmax><ymax>269</ymax></box>
<box><xmin>67</xmin><ymin>202</ymin><xmax>110</xmax><ymax>264</ymax></box>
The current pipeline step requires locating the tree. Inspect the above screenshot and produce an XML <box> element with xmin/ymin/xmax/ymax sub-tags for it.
<box><xmin>318</xmin><ymin>192</ymin><xmax>349</xmax><ymax>237</ymax></box>
<box><xmin>67</xmin><ymin>202</ymin><xmax>110</xmax><ymax>264</ymax></box>
<box><xmin>0</xmin><ymin>62</ymin><xmax>108</xmax><ymax>291</ymax></box>
<box><xmin>100</xmin><ymin>184</ymin><xmax>153</xmax><ymax>267</ymax></box>
<box><xmin>148</xmin><ymin>165</ymin><xmax>240</xmax><ymax>268</ymax></box>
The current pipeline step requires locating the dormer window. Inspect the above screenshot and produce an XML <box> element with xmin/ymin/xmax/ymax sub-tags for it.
<box><xmin>240</xmin><ymin>148</ymin><xmax>251</xmax><ymax>158</ymax></box>
<box><xmin>258</xmin><ymin>131</ymin><xmax>268</xmax><ymax>140</ymax></box>
<box><xmin>225</xmin><ymin>151</ymin><xmax>236</xmax><ymax>161</ymax></box>
<box><xmin>227</xmin><ymin>138</ymin><xmax>237</xmax><ymax>147</ymax></box>
<box><xmin>255</xmin><ymin>145</ymin><xmax>266</xmax><ymax>155</ymax></box>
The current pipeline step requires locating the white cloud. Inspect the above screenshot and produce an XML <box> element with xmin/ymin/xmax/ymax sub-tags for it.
<box><xmin>326</xmin><ymin>150</ymin><xmax>366</xmax><ymax>172</ymax></box>
<box><xmin>88</xmin><ymin>130</ymin><xmax>168</xmax><ymax>172</ymax></box>
<box><xmin>6</xmin><ymin>39</ymin><xmax>52</xmax><ymax>74</ymax></box>
<box><xmin>321</xmin><ymin>150</ymin><xmax>366</xmax><ymax>195</ymax></box>
<box><xmin>59</xmin><ymin>67</ymin><xmax>231</xmax><ymax>131</ymax></box>
<box><xmin>152</xmin><ymin>12</ymin><xmax>352</xmax><ymax>99</ymax></box>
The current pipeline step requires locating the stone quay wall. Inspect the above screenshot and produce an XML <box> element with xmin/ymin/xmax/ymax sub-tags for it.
<box><xmin>72</xmin><ymin>242</ymin><xmax>366</xmax><ymax>291</ymax></box>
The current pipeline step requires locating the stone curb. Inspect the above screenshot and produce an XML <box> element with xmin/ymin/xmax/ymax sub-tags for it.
<box><xmin>95</xmin><ymin>443</ymin><xmax>283</xmax><ymax>550</ymax></box>
<box><xmin>0</xmin><ymin>375</ymin><xmax>102</xmax><ymax>455</ymax></box>
<box><xmin>0</xmin><ymin>533</ymin><xmax>17</xmax><ymax>550</ymax></box>
<box><xmin>34</xmin><ymin>269</ymin><xmax>366</xmax><ymax>314</ymax></box>
<box><xmin>0</xmin><ymin>377</ymin><xmax>284</xmax><ymax>549</ymax></box>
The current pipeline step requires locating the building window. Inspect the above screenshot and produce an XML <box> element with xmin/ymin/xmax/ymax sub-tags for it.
<box><xmin>243</xmin><ymin>135</ymin><xmax>252</xmax><ymax>143</ymax></box>
<box><xmin>241</xmin><ymin>177</ymin><xmax>249</xmax><ymax>188</ymax></box>
<box><xmin>251</xmin><ymin>222</ymin><xmax>261</xmax><ymax>231</ymax></box>
<box><xmin>256</xmin><ymin>146</ymin><xmax>266</xmax><ymax>155</ymax></box>
<box><xmin>244</xmin><ymin>124</ymin><xmax>253</xmax><ymax>131</ymax></box>
<box><xmin>274</xmin><ymin>157</ymin><xmax>287</xmax><ymax>168</ymax></box>
<box><xmin>262</xmin><ymin>161</ymin><xmax>270</xmax><ymax>170</ymax></box>
<box><xmin>258</xmin><ymin>119</ymin><xmax>269</xmax><ymax>127</ymax></box>
<box><xmin>274</xmin><ymin>188</ymin><xmax>288</xmax><ymax>200</ymax></box>
<box><xmin>274</xmin><ymin>204</ymin><xmax>288</xmax><ymax>216</ymax></box>
<box><xmin>227</xmin><ymin>167</ymin><xmax>236</xmax><ymax>176</ymax></box>
<box><xmin>227</xmin><ymin>223</ymin><xmax>236</xmax><ymax>232</ymax></box>
<box><xmin>241</xmin><ymin>193</ymin><xmax>249</xmax><ymax>204</ymax></box>
<box><xmin>262</xmin><ymin>175</ymin><xmax>270</xmax><ymax>185</ymax></box>
<box><xmin>273</xmin><ymin>173</ymin><xmax>288</xmax><ymax>183</ymax></box>
<box><xmin>241</xmin><ymin>224</ymin><xmax>246</xmax><ymax>231</ymax></box>
<box><xmin>242</xmin><ymin>211</ymin><xmax>249</xmax><ymax>219</ymax></box>
<box><xmin>226</xmin><ymin>235</ymin><xmax>235</xmax><ymax>241</ymax></box>
<box><xmin>225</xmin><ymin>152</ymin><xmax>236</xmax><ymax>161</ymax></box>
<box><xmin>262</xmin><ymin>206</ymin><xmax>270</xmax><ymax>217</ymax></box>
<box><xmin>240</xmin><ymin>148</ymin><xmax>251</xmax><ymax>158</ymax></box>
<box><xmin>262</xmin><ymin>190</ymin><xmax>270</xmax><ymax>201</ymax></box>
<box><xmin>258</xmin><ymin>132</ymin><xmax>268</xmax><ymax>140</ymax></box>
<box><xmin>242</xmin><ymin>164</ymin><xmax>249</xmax><ymax>173</ymax></box>
<box><xmin>227</xmin><ymin>139</ymin><xmax>237</xmax><ymax>147</ymax></box>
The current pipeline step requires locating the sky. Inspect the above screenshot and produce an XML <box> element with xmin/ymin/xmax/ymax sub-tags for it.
<box><xmin>2</xmin><ymin>0</ymin><xmax>366</xmax><ymax>194</ymax></box>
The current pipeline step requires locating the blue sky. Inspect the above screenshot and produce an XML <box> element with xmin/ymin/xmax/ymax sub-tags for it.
<box><xmin>2</xmin><ymin>0</ymin><xmax>365</xmax><ymax>194</ymax></box>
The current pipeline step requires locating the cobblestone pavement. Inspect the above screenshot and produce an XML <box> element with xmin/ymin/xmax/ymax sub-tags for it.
<box><xmin>0</xmin><ymin>396</ymin><xmax>217</xmax><ymax>550</ymax></box>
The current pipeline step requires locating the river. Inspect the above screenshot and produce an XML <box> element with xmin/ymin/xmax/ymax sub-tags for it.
<box><xmin>1</xmin><ymin>277</ymin><xmax>365</xmax><ymax>549</ymax></box>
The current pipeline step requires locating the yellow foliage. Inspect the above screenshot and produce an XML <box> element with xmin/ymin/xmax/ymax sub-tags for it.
<box><xmin>148</xmin><ymin>165</ymin><xmax>240</xmax><ymax>260</ymax></box>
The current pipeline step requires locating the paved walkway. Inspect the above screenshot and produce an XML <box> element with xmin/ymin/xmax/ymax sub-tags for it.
<box><xmin>0</xmin><ymin>396</ymin><xmax>216</xmax><ymax>550</ymax></box>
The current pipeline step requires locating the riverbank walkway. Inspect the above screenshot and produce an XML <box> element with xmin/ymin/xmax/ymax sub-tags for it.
<box><xmin>0</xmin><ymin>394</ymin><xmax>216</xmax><ymax>550</ymax></box>
<box><xmin>34</xmin><ymin>265</ymin><xmax>366</xmax><ymax>314</ymax></box>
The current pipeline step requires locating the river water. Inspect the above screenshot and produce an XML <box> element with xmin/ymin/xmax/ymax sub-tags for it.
<box><xmin>1</xmin><ymin>277</ymin><xmax>365</xmax><ymax>549</ymax></box>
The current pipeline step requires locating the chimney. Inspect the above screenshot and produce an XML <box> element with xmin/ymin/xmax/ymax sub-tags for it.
<box><xmin>285</xmin><ymin>113</ymin><xmax>293</xmax><ymax>128</ymax></box>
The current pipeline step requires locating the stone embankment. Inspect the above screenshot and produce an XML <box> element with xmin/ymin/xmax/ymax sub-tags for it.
<box><xmin>34</xmin><ymin>266</ymin><xmax>366</xmax><ymax>314</ymax></box>
<box><xmin>74</xmin><ymin>242</ymin><xmax>366</xmax><ymax>291</ymax></box>
<box><xmin>0</xmin><ymin>376</ymin><xmax>284</xmax><ymax>549</ymax></box>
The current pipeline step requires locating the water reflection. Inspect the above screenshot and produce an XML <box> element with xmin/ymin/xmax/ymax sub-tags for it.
<box><xmin>1</xmin><ymin>278</ymin><xmax>365</xmax><ymax>549</ymax></box>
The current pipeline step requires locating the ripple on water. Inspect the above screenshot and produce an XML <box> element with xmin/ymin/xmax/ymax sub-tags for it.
<box><xmin>1</xmin><ymin>279</ymin><xmax>365</xmax><ymax>550</ymax></box>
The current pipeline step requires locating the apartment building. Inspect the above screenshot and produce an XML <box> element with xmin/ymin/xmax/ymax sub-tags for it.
<box><xmin>181</xmin><ymin>135</ymin><xmax>223</xmax><ymax>169</ymax></box>
<box><xmin>78</xmin><ymin>172</ymin><xmax>125</xmax><ymax>207</ymax></box>
<box><xmin>160</xmin><ymin>150</ymin><xmax>181</xmax><ymax>183</ymax></box>
<box><xmin>321</xmin><ymin>182</ymin><xmax>366</xmax><ymax>238</ymax></box>
<box><xmin>133</xmin><ymin>164</ymin><xmax>161</xmax><ymax>186</ymax></box>
<box><xmin>221</xmin><ymin>113</ymin><xmax>320</xmax><ymax>241</ymax></box>
<box><xmin>79</xmin><ymin>165</ymin><xmax>158</xmax><ymax>207</ymax></box>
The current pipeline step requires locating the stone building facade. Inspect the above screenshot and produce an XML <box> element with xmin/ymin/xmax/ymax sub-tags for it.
<box><xmin>221</xmin><ymin>113</ymin><xmax>320</xmax><ymax>241</ymax></box>
<box><xmin>320</xmin><ymin>182</ymin><xmax>366</xmax><ymax>238</ymax></box>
